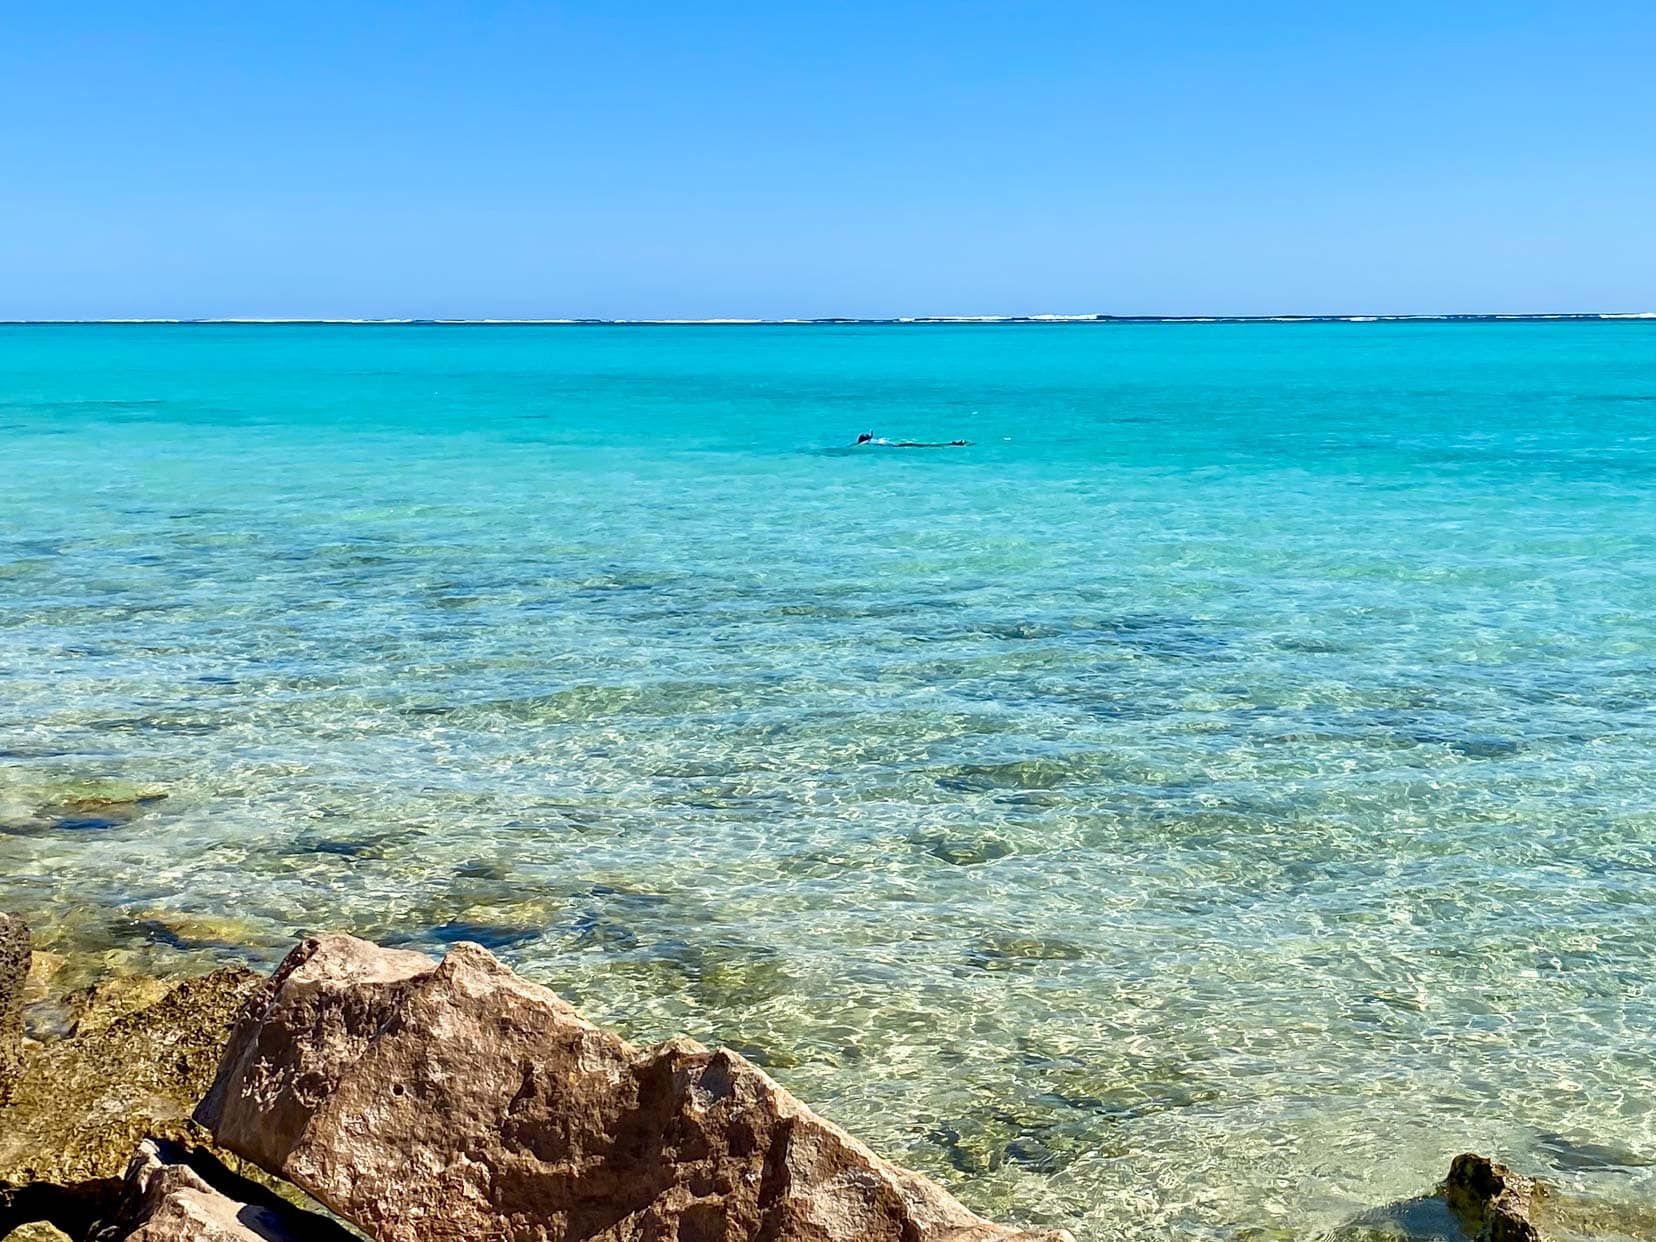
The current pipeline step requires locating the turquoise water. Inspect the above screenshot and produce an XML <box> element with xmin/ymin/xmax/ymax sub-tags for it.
<box><xmin>3</xmin><ymin>323</ymin><xmax>1655</xmax><ymax>1239</ymax></box>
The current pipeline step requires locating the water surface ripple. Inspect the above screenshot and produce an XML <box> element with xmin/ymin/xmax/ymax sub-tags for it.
<box><xmin>2</xmin><ymin>324</ymin><xmax>1655</xmax><ymax>1239</ymax></box>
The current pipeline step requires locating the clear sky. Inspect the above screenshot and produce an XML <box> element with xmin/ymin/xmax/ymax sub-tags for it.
<box><xmin>3</xmin><ymin>2</ymin><xmax>1654</xmax><ymax>319</ymax></box>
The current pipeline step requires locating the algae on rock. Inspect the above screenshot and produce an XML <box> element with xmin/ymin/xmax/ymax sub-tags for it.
<box><xmin>1</xmin><ymin>913</ymin><xmax>28</xmax><ymax>1105</ymax></box>
<box><xmin>0</xmin><ymin>967</ymin><xmax>259</xmax><ymax>1189</ymax></box>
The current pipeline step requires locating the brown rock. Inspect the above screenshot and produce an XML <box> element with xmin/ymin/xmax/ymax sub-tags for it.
<box><xmin>198</xmin><ymin>935</ymin><xmax>1070</xmax><ymax>1242</ymax></box>
<box><xmin>87</xmin><ymin>1138</ymin><xmax>357</xmax><ymax>1242</ymax></box>
<box><xmin>1</xmin><ymin>912</ymin><xmax>28</xmax><ymax>1104</ymax></box>
<box><xmin>1444</xmin><ymin>1153</ymin><xmax>1539</xmax><ymax>1242</ymax></box>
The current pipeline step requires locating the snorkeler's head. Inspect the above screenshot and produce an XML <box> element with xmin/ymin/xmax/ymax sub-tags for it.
<box><xmin>857</xmin><ymin>433</ymin><xmax>873</xmax><ymax>444</ymax></box>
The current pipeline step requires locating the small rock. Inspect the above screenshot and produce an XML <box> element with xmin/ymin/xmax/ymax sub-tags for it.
<box><xmin>1</xmin><ymin>912</ymin><xmax>29</xmax><ymax>1104</ymax></box>
<box><xmin>23</xmin><ymin>947</ymin><xmax>66</xmax><ymax>1006</ymax></box>
<box><xmin>86</xmin><ymin>1138</ymin><xmax>356</xmax><ymax>1242</ymax></box>
<box><xmin>198</xmin><ymin>934</ymin><xmax>1071</xmax><ymax>1242</ymax></box>
<box><xmin>1444</xmin><ymin>1153</ymin><xmax>1539</xmax><ymax>1242</ymax></box>
<box><xmin>8</xmin><ymin>1221</ymin><xmax>73</xmax><ymax>1241</ymax></box>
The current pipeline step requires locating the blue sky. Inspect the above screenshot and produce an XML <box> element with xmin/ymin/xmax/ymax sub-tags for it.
<box><xmin>3</xmin><ymin>2</ymin><xmax>1653</xmax><ymax>318</ymax></box>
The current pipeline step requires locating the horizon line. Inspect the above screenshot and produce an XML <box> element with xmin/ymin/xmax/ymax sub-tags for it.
<box><xmin>2</xmin><ymin>312</ymin><xmax>1654</xmax><ymax>327</ymax></box>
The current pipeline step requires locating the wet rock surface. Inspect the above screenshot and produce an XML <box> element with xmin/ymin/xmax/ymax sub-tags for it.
<box><xmin>197</xmin><ymin>934</ymin><xmax>1071</xmax><ymax>1242</ymax></box>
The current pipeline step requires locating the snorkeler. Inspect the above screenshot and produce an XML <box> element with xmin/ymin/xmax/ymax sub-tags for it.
<box><xmin>855</xmin><ymin>433</ymin><xmax>971</xmax><ymax>447</ymax></box>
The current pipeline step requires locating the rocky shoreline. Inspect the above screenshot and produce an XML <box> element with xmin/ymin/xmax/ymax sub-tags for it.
<box><xmin>2</xmin><ymin>915</ymin><xmax>1551</xmax><ymax>1241</ymax></box>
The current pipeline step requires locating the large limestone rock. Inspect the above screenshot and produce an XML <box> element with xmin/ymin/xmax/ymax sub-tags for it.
<box><xmin>0</xmin><ymin>912</ymin><xmax>27</xmax><ymax>1104</ymax></box>
<box><xmin>86</xmin><ymin>1139</ymin><xmax>356</xmax><ymax>1242</ymax></box>
<box><xmin>197</xmin><ymin>934</ymin><xmax>1070</xmax><ymax>1242</ymax></box>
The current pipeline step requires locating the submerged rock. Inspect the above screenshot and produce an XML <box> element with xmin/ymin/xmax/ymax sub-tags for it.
<box><xmin>1532</xmin><ymin>1130</ymin><xmax>1655</xmax><ymax>1173</ymax></box>
<box><xmin>85</xmin><ymin>1138</ymin><xmax>355</xmax><ymax>1242</ymax></box>
<box><xmin>1</xmin><ymin>912</ymin><xmax>28</xmax><ymax>1103</ymax></box>
<box><xmin>39</xmin><ymin>793</ymin><xmax>168</xmax><ymax>834</ymax></box>
<box><xmin>197</xmin><ymin>934</ymin><xmax>1070</xmax><ymax>1242</ymax></box>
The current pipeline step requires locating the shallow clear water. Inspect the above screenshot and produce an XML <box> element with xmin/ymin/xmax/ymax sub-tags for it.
<box><xmin>3</xmin><ymin>323</ymin><xmax>1655</xmax><ymax>1239</ymax></box>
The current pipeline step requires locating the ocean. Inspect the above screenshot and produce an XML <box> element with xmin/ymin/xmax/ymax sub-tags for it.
<box><xmin>2</xmin><ymin>322</ymin><xmax>1653</xmax><ymax>1238</ymax></box>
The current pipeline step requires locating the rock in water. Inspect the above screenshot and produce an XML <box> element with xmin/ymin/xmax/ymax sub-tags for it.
<box><xmin>197</xmin><ymin>934</ymin><xmax>1071</xmax><ymax>1242</ymax></box>
<box><xmin>87</xmin><ymin>1138</ymin><xmax>357</xmax><ymax>1242</ymax></box>
<box><xmin>0</xmin><ymin>912</ymin><xmax>28</xmax><ymax>1104</ymax></box>
<box><xmin>1444</xmin><ymin>1153</ymin><xmax>1539</xmax><ymax>1242</ymax></box>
